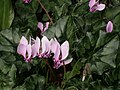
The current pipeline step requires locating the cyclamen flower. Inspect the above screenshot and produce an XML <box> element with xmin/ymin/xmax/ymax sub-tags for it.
<box><xmin>89</xmin><ymin>0</ymin><xmax>105</xmax><ymax>12</ymax></box>
<box><xmin>31</xmin><ymin>37</ymin><xmax>40</xmax><ymax>58</ymax></box>
<box><xmin>106</xmin><ymin>21</ymin><xmax>113</xmax><ymax>33</ymax></box>
<box><xmin>17</xmin><ymin>36</ymin><xmax>32</xmax><ymax>62</ymax></box>
<box><xmin>50</xmin><ymin>38</ymin><xmax>72</xmax><ymax>69</ymax></box>
<box><xmin>39</xmin><ymin>36</ymin><xmax>51</xmax><ymax>58</ymax></box>
<box><xmin>32</xmin><ymin>36</ymin><xmax>51</xmax><ymax>58</ymax></box>
<box><xmin>38</xmin><ymin>22</ymin><xmax>49</xmax><ymax>33</ymax></box>
<box><xmin>23</xmin><ymin>0</ymin><xmax>31</xmax><ymax>3</ymax></box>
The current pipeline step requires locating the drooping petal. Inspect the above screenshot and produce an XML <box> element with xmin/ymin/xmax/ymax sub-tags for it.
<box><xmin>59</xmin><ymin>58</ymin><xmax>73</xmax><ymax>67</ymax></box>
<box><xmin>19</xmin><ymin>36</ymin><xmax>28</xmax><ymax>45</ymax></box>
<box><xmin>17</xmin><ymin>44</ymin><xmax>27</xmax><ymax>58</ymax></box>
<box><xmin>31</xmin><ymin>44</ymin><xmax>36</xmax><ymax>58</ymax></box>
<box><xmin>50</xmin><ymin>38</ymin><xmax>60</xmax><ymax>60</ymax></box>
<box><xmin>35</xmin><ymin>37</ymin><xmax>40</xmax><ymax>54</ymax></box>
<box><xmin>61</xmin><ymin>41</ymin><xmax>69</xmax><ymax>60</ymax></box>
<box><xmin>41</xmin><ymin>36</ymin><xmax>48</xmax><ymax>53</ymax></box>
<box><xmin>50</xmin><ymin>38</ymin><xmax>59</xmax><ymax>54</ymax></box>
<box><xmin>50</xmin><ymin>39</ymin><xmax>56</xmax><ymax>54</ymax></box>
<box><xmin>54</xmin><ymin>44</ymin><xmax>60</xmax><ymax>60</ymax></box>
<box><xmin>96</xmin><ymin>4</ymin><xmax>105</xmax><ymax>11</ymax></box>
<box><xmin>106</xmin><ymin>21</ymin><xmax>113</xmax><ymax>33</ymax></box>
<box><xmin>41</xmin><ymin>36</ymin><xmax>50</xmax><ymax>57</ymax></box>
<box><xmin>89</xmin><ymin>0</ymin><xmax>96</xmax><ymax>7</ymax></box>
<box><xmin>44</xmin><ymin>22</ymin><xmax>49</xmax><ymax>32</ymax></box>
<box><xmin>26</xmin><ymin>44</ymin><xmax>32</xmax><ymax>61</ymax></box>
<box><xmin>38</xmin><ymin>22</ymin><xmax>43</xmax><ymax>32</ymax></box>
<box><xmin>32</xmin><ymin>37</ymin><xmax>40</xmax><ymax>58</ymax></box>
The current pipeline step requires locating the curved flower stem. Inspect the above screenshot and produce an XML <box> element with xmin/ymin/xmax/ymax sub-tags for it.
<box><xmin>63</xmin><ymin>62</ymin><xmax>66</xmax><ymax>74</ymax></box>
<box><xmin>44</xmin><ymin>59</ymin><xmax>56</xmax><ymax>81</ymax></box>
<box><xmin>61</xmin><ymin>62</ymin><xmax>66</xmax><ymax>89</ymax></box>
<box><xmin>37</xmin><ymin>0</ymin><xmax>53</xmax><ymax>24</ymax></box>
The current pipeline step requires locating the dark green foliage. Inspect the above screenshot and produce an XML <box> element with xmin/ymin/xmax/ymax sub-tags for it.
<box><xmin>0</xmin><ymin>0</ymin><xmax>120</xmax><ymax>89</ymax></box>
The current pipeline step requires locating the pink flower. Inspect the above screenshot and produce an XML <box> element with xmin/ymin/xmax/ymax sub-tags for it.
<box><xmin>17</xmin><ymin>36</ymin><xmax>32</xmax><ymax>62</ymax></box>
<box><xmin>89</xmin><ymin>0</ymin><xmax>105</xmax><ymax>12</ymax></box>
<box><xmin>35</xmin><ymin>36</ymin><xmax>51</xmax><ymax>58</ymax></box>
<box><xmin>40</xmin><ymin>36</ymin><xmax>51</xmax><ymax>58</ymax></box>
<box><xmin>106</xmin><ymin>21</ymin><xmax>113</xmax><ymax>33</ymax></box>
<box><xmin>17</xmin><ymin>36</ymin><xmax>51</xmax><ymax>61</ymax></box>
<box><xmin>23</xmin><ymin>0</ymin><xmax>31</xmax><ymax>3</ymax></box>
<box><xmin>38</xmin><ymin>22</ymin><xmax>49</xmax><ymax>33</ymax></box>
<box><xmin>31</xmin><ymin>37</ymin><xmax>40</xmax><ymax>58</ymax></box>
<box><xmin>50</xmin><ymin>38</ymin><xmax>72</xmax><ymax>69</ymax></box>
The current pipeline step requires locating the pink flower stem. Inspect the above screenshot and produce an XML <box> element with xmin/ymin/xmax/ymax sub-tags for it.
<box><xmin>63</xmin><ymin>62</ymin><xmax>66</xmax><ymax>74</ymax></box>
<box><xmin>37</xmin><ymin>0</ymin><xmax>53</xmax><ymax>24</ymax></box>
<box><xmin>44</xmin><ymin>59</ymin><xmax>56</xmax><ymax>81</ymax></box>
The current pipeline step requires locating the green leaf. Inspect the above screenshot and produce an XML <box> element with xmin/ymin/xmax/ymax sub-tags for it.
<box><xmin>0</xmin><ymin>0</ymin><xmax>14</xmax><ymax>30</ymax></box>
<box><xmin>23</xmin><ymin>74</ymin><xmax>45</xmax><ymax>90</ymax></box>
<box><xmin>105</xmin><ymin>6</ymin><xmax>120</xmax><ymax>20</ymax></box>
<box><xmin>94</xmin><ymin>36</ymin><xmax>119</xmax><ymax>68</ymax></box>
<box><xmin>86</xmin><ymin>32</ymin><xmax>98</xmax><ymax>47</ymax></box>
<box><xmin>8</xmin><ymin>64</ymin><xmax>17</xmax><ymax>86</ymax></box>
<box><xmin>0</xmin><ymin>29</ymin><xmax>21</xmax><ymax>52</ymax></box>
<box><xmin>91</xmin><ymin>61</ymin><xmax>111</xmax><ymax>75</ymax></box>
<box><xmin>19</xmin><ymin>63</ymin><xmax>31</xmax><ymax>74</ymax></box>
<box><xmin>0</xmin><ymin>58</ymin><xmax>11</xmax><ymax>74</ymax></box>
<box><xmin>55</xmin><ymin>4</ymin><xmax>66</xmax><ymax>17</ymax></box>
<box><xmin>65</xmin><ymin>60</ymin><xmax>82</xmax><ymax>80</ymax></box>
<box><xmin>95</xmin><ymin>30</ymin><xmax>117</xmax><ymax>49</ymax></box>
<box><xmin>65</xmin><ymin>86</ymin><xmax>78</xmax><ymax>90</ymax></box>
<box><xmin>13</xmin><ymin>86</ymin><xmax>26</xmax><ymax>90</ymax></box>
<box><xmin>44</xmin><ymin>16</ymin><xmax>69</xmax><ymax>38</ymax></box>
<box><xmin>45</xmin><ymin>84</ymin><xmax>61</xmax><ymax>90</ymax></box>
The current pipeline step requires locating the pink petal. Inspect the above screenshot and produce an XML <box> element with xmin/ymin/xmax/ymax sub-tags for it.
<box><xmin>38</xmin><ymin>22</ymin><xmax>43</xmax><ymax>32</ymax></box>
<box><xmin>54</xmin><ymin>44</ymin><xmax>60</xmax><ymax>60</ymax></box>
<box><xmin>32</xmin><ymin>45</ymin><xmax>36</xmax><ymax>58</ymax></box>
<box><xmin>96</xmin><ymin>4</ymin><xmax>105</xmax><ymax>11</ymax></box>
<box><xmin>19</xmin><ymin>36</ymin><xmax>28</xmax><ymax>45</ymax></box>
<box><xmin>50</xmin><ymin>38</ymin><xmax>59</xmax><ymax>53</ymax></box>
<box><xmin>106</xmin><ymin>21</ymin><xmax>113</xmax><ymax>33</ymax></box>
<box><xmin>44</xmin><ymin>22</ymin><xmax>49</xmax><ymax>32</ymax></box>
<box><xmin>89</xmin><ymin>0</ymin><xmax>96</xmax><ymax>7</ymax></box>
<box><xmin>17</xmin><ymin>44</ymin><xmax>27</xmax><ymax>58</ymax></box>
<box><xmin>59</xmin><ymin>58</ymin><xmax>73</xmax><ymax>67</ymax></box>
<box><xmin>61</xmin><ymin>41</ymin><xmax>69</xmax><ymax>60</ymax></box>
<box><xmin>50</xmin><ymin>38</ymin><xmax>60</xmax><ymax>60</ymax></box>
<box><xmin>26</xmin><ymin>44</ymin><xmax>32</xmax><ymax>61</ymax></box>
<box><xmin>35</xmin><ymin>37</ymin><xmax>40</xmax><ymax>54</ymax></box>
<box><xmin>41</xmin><ymin>36</ymin><xmax>50</xmax><ymax>56</ymax></box>
<box><xmin>32</xmin><ymin>37</ymin><xmax>40</xmax><ymax>58</ymax></box>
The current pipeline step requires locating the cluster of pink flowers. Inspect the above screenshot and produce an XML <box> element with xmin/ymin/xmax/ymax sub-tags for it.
<box><xmin>17</xmin><ymin>36</ymin><xmax>72</xmax><ymax>69</ymax></box>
